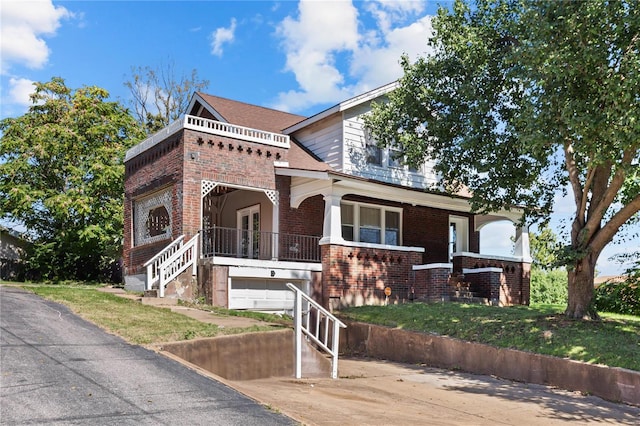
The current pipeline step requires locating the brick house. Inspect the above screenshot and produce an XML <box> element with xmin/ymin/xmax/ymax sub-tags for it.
<box><xmin>123</xmin><ymin>82</ymin><xmax>532</xmax><ymax>311</ymax></box>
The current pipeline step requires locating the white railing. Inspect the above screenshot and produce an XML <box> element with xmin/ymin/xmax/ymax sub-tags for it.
<box><xmin>286</xmin><ymin>283</ymin><xmax>347</xmax><ymax>379</ymax></box>
<box><xmin>184</xmin><ymin>115</ymin><xmax>290</xmax><ymax>148</ymax></box>
<box><xmin>157</xmin><ymin>234</ymin><xmax>199</xmax><ymax>297</ymax></box>
<box><xmin>125</xmin><ymin>115</ymin><xmax>290</xmax><ymax>162</ymax></box>
<box><xmin>144</xmin><ymin>235</ymin><xmax>185</xmax><ymax>291</ymax></box>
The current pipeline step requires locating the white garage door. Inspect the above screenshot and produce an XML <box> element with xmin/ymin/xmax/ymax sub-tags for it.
<box><xmin>229</xmin><ymin>279</ymin><xmax>305</xmax><ymax>311</ymax></box>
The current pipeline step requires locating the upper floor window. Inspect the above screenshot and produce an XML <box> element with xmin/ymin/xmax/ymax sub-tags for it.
<box><xmin>341</xmin><ymin>202</ymin><xmax>402</xmax><ymax>246</ymax></box>
<box><xmin>366</xmin><ymin>140</ymin><xmax>382</xmax><ymax>166</ymax></box>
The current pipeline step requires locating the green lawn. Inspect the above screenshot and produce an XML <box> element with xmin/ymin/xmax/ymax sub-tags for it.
<box><xmin>338</xmin><ymin>302</ymin><xmax>640</xmax><ymax>371</ymax></box>
<box><xmin>13</xmin><ymin>283</ymin><xmax>640</xmax><ymax>371</ymax></box>
<box><xmin>23</xmin><ymin>284</ymin><xmax>287</xmax><ymax>345</ymax></box>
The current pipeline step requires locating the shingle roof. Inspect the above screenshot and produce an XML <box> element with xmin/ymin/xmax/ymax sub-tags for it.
<box><xmin>196</xmin><ymin>92</ymin><xmax>332</xmax><ymax>172</ymax></box>
<box><xmin>196</xmin><ymin>93</ymin><xmax>305</xmax><ymax>133</ymax></box>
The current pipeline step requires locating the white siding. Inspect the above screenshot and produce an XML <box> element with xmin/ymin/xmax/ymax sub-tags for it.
<box><xmin>342</xmin><ymin>102</ymin><xmax>439</xmax><ymax>189</ymax></box>
<box><xmin>291</xmin><ymin>113</ymin><xmax>344</xmax><ymax>171</ymax></box>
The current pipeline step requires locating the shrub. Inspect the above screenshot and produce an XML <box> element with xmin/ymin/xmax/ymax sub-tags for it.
<box><xmin>530</xmin><ymin>268</ymin><xmax>567</xmax><ymax>305</ymax></box>
<box><xmin>594</xmin><ymin>279</ymin><xmax>640</xmax><ymax>316</ymax></box>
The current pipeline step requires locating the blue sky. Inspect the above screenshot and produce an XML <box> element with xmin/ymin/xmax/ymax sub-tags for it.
<box><xmin>1</xmin><ymin>0</ymin><xmax>637</xmax><ymax>275</ymax></box>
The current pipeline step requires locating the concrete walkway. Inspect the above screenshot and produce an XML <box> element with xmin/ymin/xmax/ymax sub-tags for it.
<box><xmin>103</xmin><ymin>286</ymin><xmax>640</xmax><ymax>425</ymax></box>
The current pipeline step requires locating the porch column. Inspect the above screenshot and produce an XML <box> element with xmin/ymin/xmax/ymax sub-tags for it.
<box><xmin>514</xmin><ymin>225</ymin><xmax>532</xmax><ymax>261</ymax></box>
<box><xmin>319</xmin><ymin>193</ymin><xmax>344</xmax><ymax>245</ymax></box>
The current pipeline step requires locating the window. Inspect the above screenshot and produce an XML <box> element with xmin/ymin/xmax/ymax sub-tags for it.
<box><xmin>146</xmin><ymin>206</ymin><xmax>170</xmax><ymax>237</ymax></box>
<box><xmin>341</xmin><ymin>202</ymin><xmax>402</xmax><ymax>246</ymax></box>
<box><xmin>366</xmin><ymin>140</ymin><xmax>382</xmax><ymax>166</ymax></box>
<box><xmin>134</xmin><ymin>188</ymin><xmax>172</xmax><ymax>246</ymax></box>
<box><xmin>341</xmin><ymin>204</ymin><xmax>354</xmax><ymax>241</ymax></box>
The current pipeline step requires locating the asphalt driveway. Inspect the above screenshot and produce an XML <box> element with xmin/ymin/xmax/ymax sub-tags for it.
<box><xmin>0</xmin><ymin>286</ymin><xmax>294</xmax><ymax>425</ymax></box>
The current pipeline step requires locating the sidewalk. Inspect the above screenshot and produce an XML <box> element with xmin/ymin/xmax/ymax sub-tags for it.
<box><xmin>103</xmin><ymin>287</ymin><xmax>640</xmax><ymax>425</ymax></box>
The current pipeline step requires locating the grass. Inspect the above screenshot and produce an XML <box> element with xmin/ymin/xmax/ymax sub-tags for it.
<box><xmin>338</xmin><ymin>302</ymin><xmax>640</xmax><ymax>371</ymax></box>
<box><xmin>9</xmin><ymin>282</ymin><xmax>639</xmax><ymax>372</ymax></box>
<box><xmin>22</xmin><ymin>284</ymin><xmax>287</xmax><ymax>345</ymax></box>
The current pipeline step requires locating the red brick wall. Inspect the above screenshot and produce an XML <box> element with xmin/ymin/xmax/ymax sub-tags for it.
<box><xmin>403</xmin><ymin>205</ymin><xmax>478</xmax><ymax>264</ymax></box>
<box><xmin>321</xmin><ymin>243</ymin><xmax>423</xmax><ymax>309</ymax></box>
<box><xmin>124</xmin><ymin>128</ymin><xmax>292</xmax><ymax>274</ymax></box>
<box><xmin>277</xmin><ymin>175</ymin><xmax>323</xmax><ymax>237</ymax></box>
<box><xmin>453</xmin><ymin>254</ymin><xmax>531</xmax><ymax>305</ymax></box>
<box><xmin>413</xmin><ymin>266</ymin><xmax>452</xmax><ymax>301</ymax></box>
<box><xmin>124</xmin><ymin>133</ymin><xmax>184</xmax><ymax>275</ymax></box>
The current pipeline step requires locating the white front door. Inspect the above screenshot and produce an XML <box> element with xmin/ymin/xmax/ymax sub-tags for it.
<box><xmin>238</xmin><ymin>205</ymin><xmax>260</xmax><ymax>258</ymax></box>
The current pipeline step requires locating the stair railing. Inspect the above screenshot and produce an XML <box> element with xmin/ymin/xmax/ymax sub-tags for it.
<box><xmin>144</xmin><ymin>235</ymin><xmax>185</xmax><ymax>291</ymax></box>
<box><xmin>286</xmin><ymin>283</ymin><xmax>347</xmax><ymax>379</ymax></box>
<box><xmin>157</xmin><ymin>234</ymin><xmax>199</xmax><ymax>297</ymax></box>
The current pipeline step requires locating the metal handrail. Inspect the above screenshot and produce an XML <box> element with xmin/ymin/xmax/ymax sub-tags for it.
<box><xmin>286</xmin><ymin>283</ymin><xmax>346</xmax><ymax>379</ymax></box>
<box><xmin>200</xmin><ymin>226</ymin><xmax>321</xmax><ymax>262</ymax></box>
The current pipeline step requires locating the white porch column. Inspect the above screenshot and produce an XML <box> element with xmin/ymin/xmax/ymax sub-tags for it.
<box><xmin>514</xmin><ymin>224</ymin><xmax>532</xmax><ymax>262</ymax></box>
<box><xmin>319</xmin><ymin>193</ymin><xmax>344</xmax><ymax>245</ymax></box>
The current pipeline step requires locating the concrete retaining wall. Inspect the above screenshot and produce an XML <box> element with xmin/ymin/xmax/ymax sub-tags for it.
<box><xmin>341</xmin><ymin>321</ymin><xmax>640</xmax><ymax>406</ymax></box>
<box><xmin>161</xmin><ymin>329</ymin><xmax>330</xmax><ymax>380</ymax></box>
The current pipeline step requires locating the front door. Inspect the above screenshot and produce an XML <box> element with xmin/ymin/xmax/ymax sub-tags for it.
<box><xmin>238</xmin><ymin>205</ymin><xmax>260</xmax><ymax>258</ymax></box>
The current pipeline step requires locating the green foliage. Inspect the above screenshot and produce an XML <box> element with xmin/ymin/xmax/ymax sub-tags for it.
<box><xmin>0</xmin><ymin>78</ymin><xmax>145</xmax><ymax>281</ymax></box>
<box><xmin>594</xmin><ymin>279</ymin><xmax>640</xmax><ymax>316</ymax></box>
<box><xmin>529</xmin><ymin>223</ymin><xmax>562</xmax><ymax>270</ymax></box>
<box><xmin>365</xmin><ymin>0</ymin><xmax>640</xmax><ymax>318</ymax></box>
<box><xmin>530</xmin><ymin>269</ymin><xmax>568</xmax><ymax>305</ymax></box>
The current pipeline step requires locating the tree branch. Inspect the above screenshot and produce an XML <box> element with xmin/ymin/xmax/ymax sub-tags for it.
<box><xmin>590</xmin><ymin>193</ymin><xmax>640</xmax><ymax>255</ymax></box>
<box><xmin>564</xmin><ymin>140</ymin><xmax>585</xmax><ymax>226</ymax></box>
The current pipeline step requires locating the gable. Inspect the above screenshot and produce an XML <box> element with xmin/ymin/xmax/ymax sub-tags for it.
<box><xmin>191</xmin><ymin>93</ymin><xmax>305</xmax><ymax>134</ymax></box>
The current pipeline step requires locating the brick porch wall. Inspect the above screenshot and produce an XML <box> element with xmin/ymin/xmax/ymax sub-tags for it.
<box><xmin>321</xmin><ymin>243</ymin><xmax>423</xmax><ymax>310</ymax></box>
<box><xmin>413</xmin><ymin>264</ymin><xmax>453</xmax><ymax>301</ymax></box>
<box><xmin>453</xmin><ymin>254</ymin><xmax>531</xmax><ymax>305</ymax></box>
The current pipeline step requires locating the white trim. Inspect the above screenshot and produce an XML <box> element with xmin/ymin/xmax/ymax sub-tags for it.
<box><xmin>273</xmin><ymin>161</ymin><xmax>289</xmax><ymax>168</ymax></box>
<box><xmin>318</xmin><ymin>239</ymin><xmax>425</xmax><ymax>253</ymax></box>
<box><xmin>275</xmin><ymin>168</ymin><xmax>331</xmax><ymax>180</ymax></box>
<box><xmin>341</xmin><ymin>200</ymin><xmax>403</xmax><ymax>246</ymax></box>
<box><xmin>463</xmin><ymin>267</ymin><xmax>503</xmax><ymax>274</ymax></box>
<box><xmin>454</xmin><ymin>251</ymin><xmax>532</xmax><ymax>263</ymax></box>
<box><xmin>283</xmin><ymin>81</ymin><xmax>398</xmax><ymax>134</ymax></box>
<box><xmin>213</xmin><ymin>256</ymin><xmax>322</xmax><ymax>271</ymax></box>
<box><xmin>412</xmin><ymin>263</ymin><xmax>453</xmax><ymax>271</ymax></box>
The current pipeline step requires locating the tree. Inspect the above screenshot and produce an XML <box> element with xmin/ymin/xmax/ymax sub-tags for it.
<box><xmin>124</xmin><ymin>61</ymin><xmax>209</xmax><ymax>133</ymax></box>
<box><xmin>529</xmin><ymin>223</ymin><xmax>561</xmax><ymax>271</ymax></box>
<box><xmin>365</xmin><ymin>0</ymin><xmax>640</xmax><ymax>319</ymax></box>
<box><xmin>0</xmin><ymin>77</ymin><xmax>145</xmax><ymax>281</ymax></box>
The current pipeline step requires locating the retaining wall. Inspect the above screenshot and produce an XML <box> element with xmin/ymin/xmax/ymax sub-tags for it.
<box><xmin>340</xmin><ymin>321</ymin><xmax>640</xmax><ymax>406</ymax></box>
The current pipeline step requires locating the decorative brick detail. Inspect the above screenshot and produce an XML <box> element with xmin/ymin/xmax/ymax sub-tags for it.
<box><xmin>321</xmin><ymin>243</ymin><xmax>422</xmax><ymax>309</ymax></box>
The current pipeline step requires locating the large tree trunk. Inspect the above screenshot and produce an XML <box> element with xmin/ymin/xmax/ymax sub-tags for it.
<box><xmin>565</xmin><ymin>253</ymin><xmax>599</xmax><ymax>320</ymax></box>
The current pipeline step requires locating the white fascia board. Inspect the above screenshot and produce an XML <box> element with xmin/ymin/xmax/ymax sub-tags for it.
<box><xmin>215</xmin><ymin>257</ymin><xmax>322</xmax><ymax>272</ymax></box>
<box><xmin>283</xmin><ymin>81</ymin><xmax>399</xmax><ymax>134</ymax></box>
<box><xmin>275</xmin><ymin>168</ymin><xmax>331</xmax><ymax>180</ymax></box>
<box><xmin>187</xmin><ymin>93</ymin><xmax>227</xmax><ymax>122</ymax></box>
<box><xmin>333</xmin><ymin>178</ymin><xmax>473</xmax><ymax>213</ymax></box>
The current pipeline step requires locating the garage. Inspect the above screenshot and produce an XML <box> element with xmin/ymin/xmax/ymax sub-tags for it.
<box><xmin>229</xmin><ymin>279</ymin><xmax>307</xmax><ymax>312</ymax></box>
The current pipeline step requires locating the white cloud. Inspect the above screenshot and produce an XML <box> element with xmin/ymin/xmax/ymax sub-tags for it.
<box><xmin>0</xmin><ymin>0</ymin><xmax>72</xmax><ymax>73</ymax></box>
<box><xmin>8</xmin><ymin>78</ymin><xmax>36</xmax><ymax>106</ymax></box>
<box><xmin>272</xmin><ymin>0</ymin><xmax>434</xmax><ymax>113</ymax></box>
<box><xmin>211</xmin><ymin>18</ymin><xmax>237</xmax><ymax>57</ymax></box>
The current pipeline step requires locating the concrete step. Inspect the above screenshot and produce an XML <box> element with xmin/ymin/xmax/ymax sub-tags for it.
<box><xmin>140</xmin><ymin>296</ymin><xmax>178</xmax><ymax>306</ymax></box>
<box><xmin>450</xmin><ymin>296</ymin><xmax>490</xmax><ymax>305</ymax></box>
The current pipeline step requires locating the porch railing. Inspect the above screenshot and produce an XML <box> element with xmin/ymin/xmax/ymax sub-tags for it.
<box><xmin>200</xmin><ymin>226</ymin><xmax>321</xmax><ymax>262</ymax></box>
<box><xmin>144</xmin><ymin>235</ymin><xmax>185</xmax><ymax>291</ymax></box>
